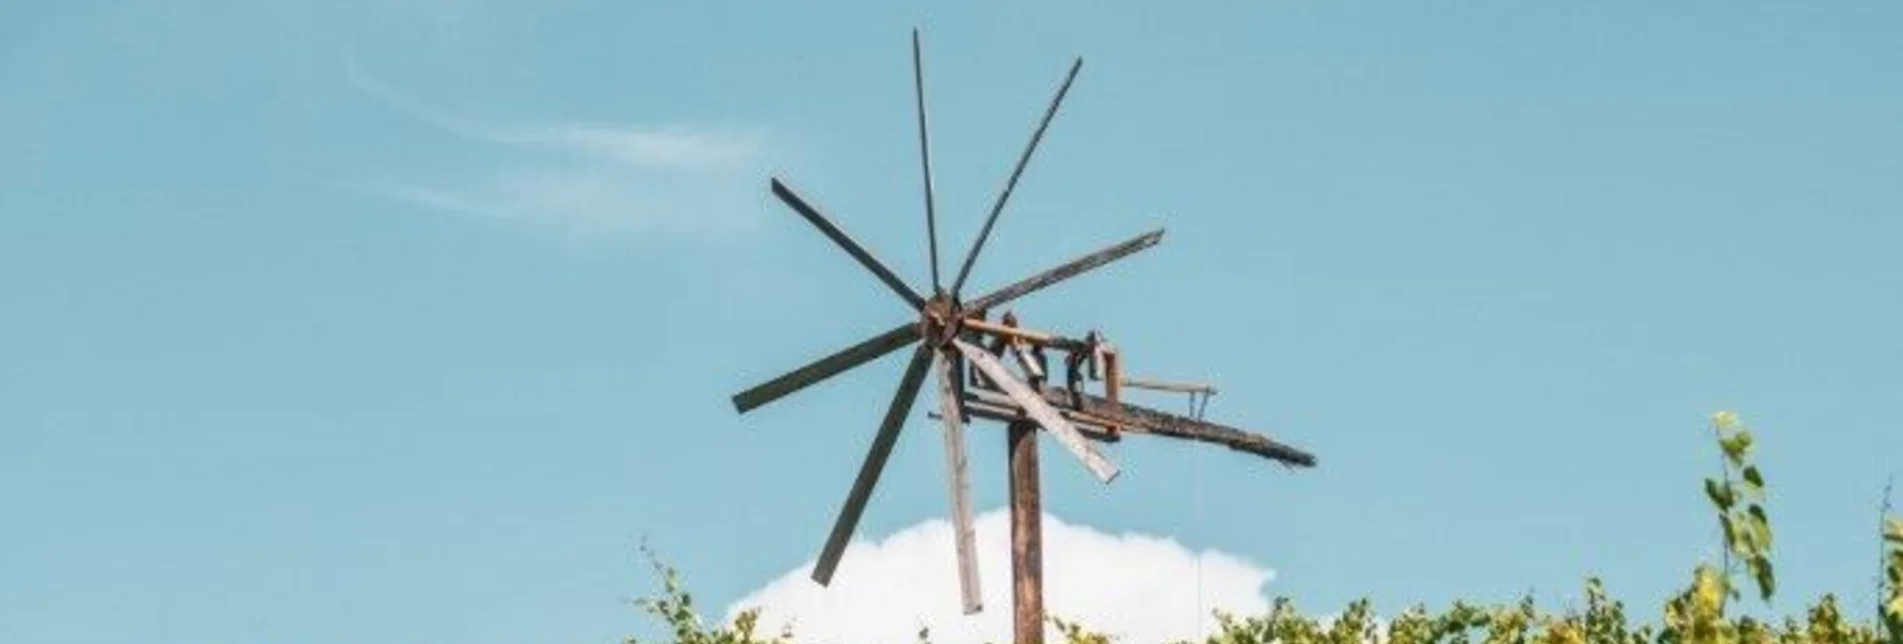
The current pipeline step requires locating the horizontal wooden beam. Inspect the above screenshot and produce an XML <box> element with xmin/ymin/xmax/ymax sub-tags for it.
<box><xmin>959</xmin><ymin>387</ymin><xmax>1315</xmax><ymax>467</ymax></box>
<box><xmin>959</xmin><ymin>318</ymin><xmax>1089</xmax><ymax>352</ymax></box>
<box><xmin>1120</xmin><ymin>378</ymin><xmax>1218</xmax><ymax>396</ymax></box>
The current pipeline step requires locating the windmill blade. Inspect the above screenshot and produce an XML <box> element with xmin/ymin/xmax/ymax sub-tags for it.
<box><xmin>949</xmin><ymin>57</ymin><xmax>1084</xmax><ymax>297</ymax></box>
<box><xmin>952</xmin><ymin>337</ymin><xmax>1118</xmax><ymax>482</ymax></box>
<box><xmin>964</xmin><ymin>228</ymin><xmax>1164</xmax><ymax>314</ymax></box>
<box><xmin>912</xmin><ymin>29</ymin><xmax>943</xmax><ymax>293</ymax></box>
<box><xmin>932</xmin><ymin>348</ymin><xmax>982</xmax><ymax>614</ymax></box>
<box><xmin>812</xmin><ymin>345</ymin><xmax>934</xmax><ymax>586</ymax></box>
<box><xmin>771</xmin><ymin>178</ymin><xmax>927</xmax><ymax>311</ymax></box>
<box><xmin>732</xmin><ymin>323</ymin><xmax>920</xmax><ymax>414</ymax></box>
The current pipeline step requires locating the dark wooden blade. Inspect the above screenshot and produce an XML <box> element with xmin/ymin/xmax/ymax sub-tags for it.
<box><xmin>952</xmin><ymin>337</ymin><xmax>1118</xmax><ymax>482</ymax></box>
<box><xmin>912</xmin><ymin>29</ymin><xmax>943</xmax><ymax>294</ymax></box>
<box><xmin>964</xmin><ymin>228</ymin><xmax>1164</xmax><ymax>314</ymax></box>
<box><xmin>949</xmin><ymin>57</ymin><xmax>1084</xmax><ymax>297</ymax></box>
<box><xmin>732</xmin><ymin>322</ymin><xmax>919</xmax><ymax>414</ymax></box>
<box><xmin>964</xmin><ymin>387</ymin><xmax>1317</xmax><ymax>467</ymax></box>
<box><xmin>932</xmin><ymin>349</ymin><xmax>982</xmax><ymax>614</ymax></box>
<box><xmin>771</xmin><ymin>177</ymin><xmax>927</xmax><ymax>311</ymax></box>
<box><xmin>811</xmin><ymin>345</ymin><xmax>934</xmax><ymax>586</ymax></box>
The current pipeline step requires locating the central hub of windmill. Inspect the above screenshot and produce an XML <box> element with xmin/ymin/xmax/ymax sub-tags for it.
<box><xmin>727</xmin><ymin>28</ymin><xmax>1318</xmax><ymax>644</ymax></box>
<box><xmin>921</xmin><ymin>293</ymin><xmax>962</xmax><ymax>348</ymax></box>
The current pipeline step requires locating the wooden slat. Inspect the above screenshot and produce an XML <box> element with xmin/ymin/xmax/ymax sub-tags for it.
<box><xmin>1010</xmin><ymin>341</ymin><xmax>1045</xmax><ymax>381</ymax></box>
<box><xmin>953</xmin><ymin>338</ymin><xmax>1119</xmax><ymax>482</ymax></box>
<box><xmin>1121</xmin><ymin>378</ymin><xmax>1219</xmax><ymax>395</ymax></box>
<box><xmin>732</xmin><ymin>323</ymin><xmax>919</xmax><ymax>414</ymax></box>
<box><xmin>962</xmin><ymin>317</ymin><xmax>1089</xmax><ymax>353</ymax></box>
<box><xmin>912</xmin><ymin>29</ymin><xmax>944</xmax><ymax>292</ymax></box>
<box><xmin>950</xmin><ymin>57</ymin><xmax>1085</xmax><ymax>297</ymax></box>
<box><xmin>933</xmin><ymin>350</ymin><xmax>983</xmax><ymax>614</ymax></box>
<box><xmin>965</xmin><ymin>229</ymin><xmax>1164</xmax><ymax>314</ymax></box>
<box><xmin>771</xmin><ymin>178</ymin><xmax>927</xmax><ymax>311</ymax></box>
<box><xmin>962</xmin><ymin>388</ymin><xmax>1317</xmax><ymax>467</ymax></box>
<box><xmin>811</xmin><ymin>345</ymin><xmax>935</xmax><ymax>585</ymax></box>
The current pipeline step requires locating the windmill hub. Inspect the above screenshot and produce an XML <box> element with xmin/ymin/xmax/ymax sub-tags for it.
<box><xmin>922</xmin><ymin>295</ymin><xmax>964</xmax><ymax>347</ymax></box>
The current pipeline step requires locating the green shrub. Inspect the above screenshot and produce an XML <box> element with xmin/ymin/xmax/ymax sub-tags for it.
<box><xmin>629</xmin><ymin>412</ymin><xmax>1895</xmax><ymax>644</ymax></box>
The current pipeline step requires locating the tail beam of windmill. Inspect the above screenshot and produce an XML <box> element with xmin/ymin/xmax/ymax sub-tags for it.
<box><xmin>728</xmin><ymin>30</ymin><xmax>1318</xmax><ymax>644</ymax></box>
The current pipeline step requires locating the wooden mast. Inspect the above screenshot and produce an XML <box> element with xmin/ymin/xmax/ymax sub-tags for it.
<box><xmin>1008</xmin><ymin>420</ymin><xmax>1045</xmax><ymax>644</ymax></box>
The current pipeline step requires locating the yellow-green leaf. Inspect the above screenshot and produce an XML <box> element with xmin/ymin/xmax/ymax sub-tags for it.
<box><xmin>1747</xmin><ymin>506</ymin><xmax>1772</xmax><ymax>550</ymax></box>
<box><xmin>1720</xmin><ymin>432</ymin><xmax>1754</xmax><ymax>465</ymax></box>
<box><xmin>1713</xmin><ymin>411</ymin><xmax>1741</xmax><ymax>431</ymax></box>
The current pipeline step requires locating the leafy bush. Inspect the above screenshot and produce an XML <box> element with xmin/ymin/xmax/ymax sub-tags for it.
<box><xmin>628</xmin><ymin>412</ymin><xmax>1902</xmax><ymax>644</ymax></box>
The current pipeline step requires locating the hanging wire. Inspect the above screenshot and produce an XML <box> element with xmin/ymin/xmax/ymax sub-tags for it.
<box><xmin>1188</xmin><ymin>389</ymin><xmax>1212</xmax><ymax>640</ymax></box>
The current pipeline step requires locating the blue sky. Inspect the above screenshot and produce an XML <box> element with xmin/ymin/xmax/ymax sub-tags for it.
<box><xmin>4</xmin><ymin>1</ymin><xmax>1901</xmax><ymax>642</ymax></box>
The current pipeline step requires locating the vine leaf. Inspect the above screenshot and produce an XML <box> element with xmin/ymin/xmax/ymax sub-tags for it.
<box><xmin>1720</xmin><ymin>432</ymin><xmax>1753</xmax><ymax>466</ymax></box>
<box><xmin>1705</xmin><ymin>479</ymin><xmax>1734</xmax><ymax>510</ymax></box>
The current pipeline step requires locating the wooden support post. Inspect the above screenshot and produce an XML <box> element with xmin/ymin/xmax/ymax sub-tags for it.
<box><xmin>1101</xmin><ymin>345</ymin><xmax>1122</xmax><ymax>437</ymax></box>
<box><xmin>1008</xmin><ymin>420</ymin><xmax>1045</xmax><ymax>644</ymax></box>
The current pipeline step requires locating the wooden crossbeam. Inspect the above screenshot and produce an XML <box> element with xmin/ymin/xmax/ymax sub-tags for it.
<box><xmin>959</xmin><ymin>387</ymin><xmax>1316</xmax><ymax>467</ymax></box>
<box><xmin>961</xmin><ymin>317</ymin><xmax>1090</xmax><ymax>353</ymax></box>
<box><xmin>1121</xmin><ymin>378</ymin><xmax>1219</xmax><ymax>396</ymax></box>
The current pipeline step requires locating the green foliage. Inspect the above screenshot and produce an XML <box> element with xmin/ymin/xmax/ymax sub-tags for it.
<box><xmin>628</xmin><ymin>412</ymin><xmax>1899</xmax><ymax>644</ymax></box>
<box><xmin>626</xmin><ymin>543</ymin><xmax>792</xmax><ymax>644</ymax></box>
<box><xmin>1706</xmin><ymin>411</ymin><xmax>1776</xmax><ymax>603</ymax></box>
<box><xmin>1054</xmin><ymin>616</ymin><xmax>1115</xmax><ymax>644</ymax></box>
<box><xmin>1882</xmin><ymin>515</ymin><xmax>1903</xmax><ymax>644</ymax></box>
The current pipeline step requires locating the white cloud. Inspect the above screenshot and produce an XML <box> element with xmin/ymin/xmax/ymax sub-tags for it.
<box><xmin>341</xmin><ymin>53</ymin><xmax>766</xmax><ymax>236</ymax></box>
<box><xmin>725</xmin><ymin>509</ymin><xmax>1275</xmax><ymax>644</ymax></box>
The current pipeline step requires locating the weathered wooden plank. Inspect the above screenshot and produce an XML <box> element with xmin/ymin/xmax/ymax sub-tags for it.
<box><xmin>932</xmin><ymin>350</ymin><xmax>983</xmax><ymax>614</ymax></box>
<box><xmin>812</xmin><ymin>345</ymin><xmax>935</xmax><ymax>585</ymax></box>
<box><xmin>1102</xmin><ymin>347</ymin><xmax>1122</xmax><ymax>436</ymax></box>
<box><xmin>771</xmin><ymin>178</ymin><xmax>927</xmax><ymax>310</ymax></box>
<box><xmin>1010</xmin><ymin>341</ymin><xmax>1046</xmax><ymax>381</ymax></box>
<box><xmin>950</xmin><ymin>57</ymin><xmax>1085</xmax><ymax>297</ymax></box>
<box><xmin>953</xmin><ymin>338</ymin><xmax>1119</xmax><ymax>482</ymax></box>
<box><xmin>1007</xmin><ymin>420</ymin><xmax>1045</xmax><ymax>644</ymax></box>
<box><xmin>962</xmin><ymin>388</ymin><xmax>1316</xmax><ymax>467</ymax></box>
<box><xmin>1121</xmin><ymin>378</ymin><xmax>1219</xmax><ymax>395</ymax></box>
<box><xmin>732</xmin><ymin>323</ymin><xmax>919</xmax><ymax>414</ymax></box>
<box><xmin>912</xmin><ymin>29</ymin><xmax>944</xmax><ymax>292</ymax></box>
<box><xmin>961</xmin><ymin>317</ymin><xmax>1090</xmax><ymax>353</ymax></box>
<box><xmin>964</xmin><ymin>229</ymin><xmax>1164</xmax><ymax>314</ymax></box>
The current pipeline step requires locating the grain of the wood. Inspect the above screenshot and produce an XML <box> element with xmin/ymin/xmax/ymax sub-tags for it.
<box><xmin>812</xmin><ymin>345</ymin><xmax>935</xmax><ymax>585</ymax></box>
<box><xmin>950</xmin><ymin>57</ymin><xmax>1084</xmax><ymax>297</ymax></box>
<box><xmin>953</xmin><ymin>338</ymin><xmax>1119</xmax><ymax>482</ymax></box>
<box><xmin>1008</xmin><ymin>420</ymin><xmax>1046</xmax><ymax>644</ymax></box>
<box><xmin>965</xmin><ymin>229</ymin><xmax>1164</xmax><ymax>314</ymax></box>
<box><xmin>732</xmin><ymin>323</ymin><xmax>920</xmax><ymax>413</ymax></box>
<box><xmin>771</xmin><ymin>178</ymin><xmax>927</xmax><ymax>310</ymax></box>
<box><xmin>933</xmin><ymin>350</ymin><xmax>983</xmax><ymax>614</ymax></box>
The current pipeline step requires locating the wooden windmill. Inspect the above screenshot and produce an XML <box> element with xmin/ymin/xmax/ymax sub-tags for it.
<box><xmin>729</xmin><ymin>31</ymin><xmax>1317</xmax><ymax>644</ymax></box>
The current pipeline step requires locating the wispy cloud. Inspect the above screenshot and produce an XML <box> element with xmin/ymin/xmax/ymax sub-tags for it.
<box><xmin>342</xmin><ymin>53</ymin><xmax>767</xmax><ymax>237</ymax></box>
